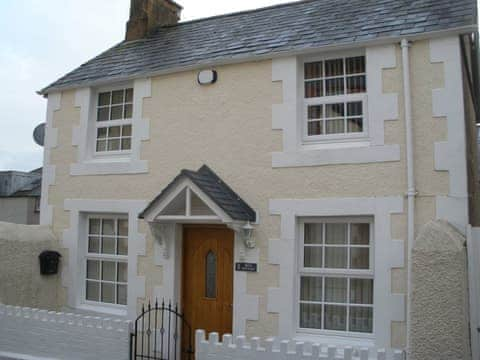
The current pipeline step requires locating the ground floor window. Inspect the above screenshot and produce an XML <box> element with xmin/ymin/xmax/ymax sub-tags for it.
<box><xmin>298</xmin><ymin>219</ymin><xmax>374</xmax><ymax>334</ymax></box>
<box><xmin>85</xmin><ymin>216</ymin><xmax>128</xmax><ymax>306</ymax></box>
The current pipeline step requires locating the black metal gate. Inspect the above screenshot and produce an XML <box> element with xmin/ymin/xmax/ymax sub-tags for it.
<box><xmin>130</xmin><ymin>300</ymin><xmax>194</xmax><ymax>360</ymax></box>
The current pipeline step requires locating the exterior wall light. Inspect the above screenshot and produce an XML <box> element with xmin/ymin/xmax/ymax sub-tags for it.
<box><xmin>149</xmin><ymin>222</ymin><xmax>174</xmax><ymax>259</ymax></box>
<box><xmin>243</xmin><ymin>221</ymin><xmax>255</xmax><ymax>249</ymax></box>
<box><xmin>198</xmin><ymin>69</ymin><xmax>217</xmax><ymax>85</ymax></box>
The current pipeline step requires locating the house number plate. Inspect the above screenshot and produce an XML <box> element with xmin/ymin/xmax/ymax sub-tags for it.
<box><xmin>235</xmin><ymin>262</ymin><xmax>257</xmax><ymax>272</ymax></box>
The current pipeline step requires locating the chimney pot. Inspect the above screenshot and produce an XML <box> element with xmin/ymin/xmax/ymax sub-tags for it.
<box><xmin>126</xmin><ymin>0</ymin><xmax>182</xmax><ymax>41</ymax></box>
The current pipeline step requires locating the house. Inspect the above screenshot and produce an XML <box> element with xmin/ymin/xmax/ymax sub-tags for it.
<box><xmin>31</xmin><ymin>0</ymin><xmax>480</xmax><ymax>358</ymax></box>
<box><xmin>0</xmin><ymin>168</ymin><xmax>41</xmax><ymax>225</ymax></box>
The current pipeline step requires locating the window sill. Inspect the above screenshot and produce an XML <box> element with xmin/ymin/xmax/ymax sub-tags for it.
<box><xmin>294</xmin><ymin>332</ymin><xmax>375</xmax><ymax>349</ymax></box>
<box><xmin>272</xmin><ymin>144</ymin><xmax>400</xmax><ymax>168</ymax></box>
<box><xmin>70</xmin><ymin>158</ymin><xmax>148</xmax><ymax>176</ymax></box>
<box><xmin>76</xmin><ymin>303</ymin><xmax>127</xmax><ymax>317</ymax></box>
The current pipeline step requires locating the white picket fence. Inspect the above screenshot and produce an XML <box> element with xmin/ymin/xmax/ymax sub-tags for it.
<box><xmin>0</xmin><ymin>304</ymin><xmax>130</xmax><ymax>360</ymax></box>
<box><xmin>195</xmin><ymin>330</ymin><xmax>405</xmax><ymax>360</ymax></box>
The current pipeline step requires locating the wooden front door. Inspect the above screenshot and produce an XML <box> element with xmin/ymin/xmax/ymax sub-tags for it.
<box><xmin>182</xmin><ymin>226</ymin><xmax>234</xmax><ymax>349</ymax></box>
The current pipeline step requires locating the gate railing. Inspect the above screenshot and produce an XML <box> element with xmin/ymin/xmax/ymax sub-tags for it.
<box><xmin>130</xmin><ymin>300</ymin><xmax>193</xmax><ymax>360</ymax></box>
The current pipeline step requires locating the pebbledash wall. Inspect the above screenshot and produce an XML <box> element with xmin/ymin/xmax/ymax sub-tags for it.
<box><xmin>40</xmin><ymin>36</ymin><xmax>467</xmax><ymax>351</ymax></box>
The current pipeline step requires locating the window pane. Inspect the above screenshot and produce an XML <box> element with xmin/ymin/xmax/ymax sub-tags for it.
<box><xmin>86</xmin><ymin>260</ymin><xmax>100</xmax><ymax>280</ymax></box>
<box><xmin>122</xmin><ymin>125</ymin><xmax>132</xmax><ymax>137</ymax></box>
<box><xmin>347</xmin><ymin>102</ymin><xmax>363</xmax><ymax>116</ymax></box>
<box><xmin>124</xmin><ymin>104</ymin><xmax>133</xmax><ymax>118</ymax></box>
<box><xmin>125</xmin><ymin>88</ymin><xmax>134</xmax><ymax>103</ymax></box>
<box><xmin>300</xmin><ymin>276</ymin><xmax>322</xmax><ymax>301</ymax></box>
<box><xmin>304</xmin><ymin>246</ymin><xmax>323</xmax><ymax>268</ymax></box>
<box><xmin>351</xmin><ymin>223</ymin><xmax>369</xmax><ymax>245</ymax></box>
<box><xmin>324</xmin><ymin>277</ymin><xmax>347</xmax><ymax>303</ymax></box>
<box><xmin>304</xmin><ymin>62</ymin><xmax>323</xmax><ymax>79</ymax></box>
<box><xmin>121</xmin><ymin>138</ymin><xmax>132</xmax><ymax>151</ymax></box>
<box><xmin>205</xmin><ymin>251</ymin><xmax>217</xmax><ymax>298</ymax></box>
<box><xmin>325</xmin><ymin>119</ymin><xmax>345</xmax><ymax>134</ymax></box>
<box><xmin>350</xmin><ymin>279</ymin><xmax>373</xmax><ymax>304</ymax></box>
<box><xmin>325</xmin><ymin>78</ymin><xmax>344</xmax><ymax>96</ymax></box>
<box><xmin>88</xmin><ymin>236</ymin><xmax>100</xmax><ymax>253</ymax></box>
<box><xmin>347</xmin><ymin>118</ymin><xmax>363</xmax><ymax>133</ymax></box>
<box><xmin>325</xmin><ymin>103</ymin><xmax>344</xmax><ymax>118</ymax></box>
<box><xmin>102</xmin><ymin>237</ymin><xmax>115</xmax><ymax>254</ymax></box>
<box><xmin>117</xmin><ymin>219</ymin><xmax>128</xmax><ymax>236</ymax></box>
<box><xmin>324</xmin><ymin>305</ymin><xmax>347</xmax><ymax>331</ymax></box>
<box><xmin>117</xmin><ymin>285</ymin><xmax>127</xmax><ymax>305</ymax></box>
<box><xmin>305</xmin><ymin>80</ymin><xmax>323</xmax><ymax>98</ymax></box>
<box><xmin>108</xmin><ymin>126</ymin><xmax>121</xmax><ymax>138</ymax></box>
<box><xmin>111</xmin><ymin>105</ymin><xmax>123</xmax><ymax>120</ymax></box>
<box><xmin>98</xmin><ymin>92</ymin><xmax>111</xmax><ymax>106</ymax></box>
<box><xmin>346</xmin><ymin>56</ymin><xmax>365</xmax><ymax>74</ymax></box>
<box><xmin>325</xmin><ymin>247</ymin><xmax>347</xmax><ymax>268</ymax></box>
<box><xmin>118</xmin><ymin>262</ymin><xmax>128</xmax><ymax>283</ymax></box>
<box><xmin>102</xmin><ymin>220</ymin><xmax>115</xmax><ymax>235</ymax></box>
<box><xmin>350</xmin><ymin>248</ymin><xmax>369</xmax><ymax>269</ymax></box>
<box><xmin>300</xmin><ymin>303</ymin><xmax>322</xmax><ymax>329</ymax></box>
<box><xmin>325</xmin><ymin>224</ymin><xmax>347</xmax><ymax>244</ymax></box>
<box><xmin>96</xmin><ymin>140</ymin><xmax>107</xmax><ymax>152</ymax></box>
<box><xmin>108</xmin><ymin>139</ymin><xmax>120</xmax><ymax>151</ymax></box>
<box><xmin>305</xmin><ymin>223</ymin><xmax>322</xmax><ymax>244</ymax></box>
<box><xmin>325</xmin><ymin>59</ymin><xmax>344</xmax><ymax>77</ymax></box>
<box><xmin>347</xmin><ymin>76</ymin><xmax>366</xmax><ymax>94</ymax></box>
<box><xmin>308</xmin><ymin>105</ymin><xmax>323</xmax><ymax>119</ymax></box>
<box><xmin>111</xmin><ymin>90</ymin><xmax>124</xmax><ymax>104</ymax></box>
<box><xmin>97</xmin><ymin>127</ymin><xmax>107</xmax><ymax>139</ymax></box>
<box><xmin>308</xmin><ymin>121</ymin><xmax>323</xmax><ymax>136</ymax></box>
<box><xmin>118</xmin><ymin>238</ymin><xmax>128</xmax><ymax>256</ymax></box>
<box><xmin>349</xmin><ymin>307</ymin><xmax>373</xmax><ymax>333</ymax></box>
<box><xmin>97</xmin><ymin>107</ymin><xmax>110</xmax><ymax>122</ymax></box>
<box><xmin>102</xmin><ymin>283</ymin><xmax>115</xmax><ymax>303</ymax></box>
<box><xmin>89</xmin><ymin>219</ymin><xmax>101</xmax><ymax>234</ymax></box>
<box><xmin>102</xmin><ymin>261</ymin><xmax>116</xmax><ymax>281</ymax></box>
<box><xmin>86</xmin><ymin>281</ymin><xmax>99</xmax><ymax>301</ymax></box>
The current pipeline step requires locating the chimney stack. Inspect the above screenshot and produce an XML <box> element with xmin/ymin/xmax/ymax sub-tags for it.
<box><xmin>126</xmin><ymin>0</ymin><xmax>182</xmax><ymax>41</ymax></box>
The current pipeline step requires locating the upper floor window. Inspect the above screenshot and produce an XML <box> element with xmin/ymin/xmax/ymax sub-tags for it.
<box><xmin>95</xmin><ymin>88</ymin><xmax>133</xmax><ymax>153</ymax></box>
<box><xmin>303</xmin><ymin>56</ymin><xmax>367</xmax><ymax>141</ymax></box>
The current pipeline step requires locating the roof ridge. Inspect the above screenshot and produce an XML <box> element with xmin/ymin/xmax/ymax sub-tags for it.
<box><xmin>162</xmin><ymin>0</ymin><xmax>310</xmax><ymax>28</ymax></box>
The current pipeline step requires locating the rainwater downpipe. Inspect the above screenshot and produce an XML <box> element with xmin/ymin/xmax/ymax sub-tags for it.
<box><xmin>401</xmin><ymin>38</ymin><xmax>416</xmax><ymax>358</ymax></box>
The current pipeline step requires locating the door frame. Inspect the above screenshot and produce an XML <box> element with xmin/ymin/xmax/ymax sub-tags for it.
<box><xmin>151</xmin><ymin>221</ymin><xmax>258</xmax><ymax>337</ymax></box>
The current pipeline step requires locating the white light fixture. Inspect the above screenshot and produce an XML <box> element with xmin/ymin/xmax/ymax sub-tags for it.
<box><xmin>149</xmin><ymin>222</ymin><xmax>172</xmax><ymax>259</ymax></box>
<box><xmin>198</xmin><ymin>69</ymin><xmax>218</xmax><ymax>85</ymax></box>
<box><xmin>243</xmin><ymin>221</ymin><xmax>255</xmax><ymax>249</ymax></box>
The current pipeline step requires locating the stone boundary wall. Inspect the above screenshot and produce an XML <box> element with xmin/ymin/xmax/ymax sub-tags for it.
<box><xmin>0</xmin><ymin>304</ymin><xmax>130</xmax><ymax>360</ymax></box>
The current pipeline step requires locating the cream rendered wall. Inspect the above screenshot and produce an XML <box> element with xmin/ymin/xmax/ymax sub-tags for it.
<box><xmin>44</xmin><ymin>38</ymin><xmax>455</xmax><ymax>349</ymax></box>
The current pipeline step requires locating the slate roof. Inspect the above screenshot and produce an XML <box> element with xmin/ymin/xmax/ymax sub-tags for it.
<box><xmin>0</xmin><ymin>170</ymin><xmax>41</xmax><ymax>198</ymax></box>
<box><xmin>139</xmin><ymin>165</ymin><xmax>256</xmax><ymax>222</ymax></box>
<box><xmin>40</xmin><ymin>0</ymin><xmax>477</xmax><ymax>94</ymax></box>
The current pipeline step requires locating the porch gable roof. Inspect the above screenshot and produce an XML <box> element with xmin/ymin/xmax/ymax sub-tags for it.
<box><xmin>139</xmin><ymin>165</ymin><xmax>256</xmax><ymax>222</ymax></box>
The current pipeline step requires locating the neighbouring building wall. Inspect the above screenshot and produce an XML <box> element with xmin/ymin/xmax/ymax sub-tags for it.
<box><xmin>0</xmin><ymin>222</ymin><xmax>60</xmax><ymax>309</ymax></box>
<box><xmin>0</xmin><ymin>198</ymin><xmax>39</xmax><ymax>225</ymax></box>
<box><xmin>42</xmin><ymin>36</ymin><xmax>469</xmax><ymax>350</ymax></box>
<box><xmin>410</xmin><ymin>220</ymin><xmax>470</xmax><ymax>360</ymax></box>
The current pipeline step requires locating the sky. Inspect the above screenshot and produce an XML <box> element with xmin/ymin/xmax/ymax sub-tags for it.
<box><xmin>0</xmin><ymin>0</ymin><xmax>295</xmax><ymax>172</ymax></box>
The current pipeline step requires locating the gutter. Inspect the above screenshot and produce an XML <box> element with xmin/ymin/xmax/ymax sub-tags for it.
<box><xmin>401</xmin><ymin>38</ymin><xmax>416</xmax><ymax>358</ymax></box>
<box><xmin>38</xmin><ymin>25</ymin><xmax>477</xmax><ymax>96</ymax></box>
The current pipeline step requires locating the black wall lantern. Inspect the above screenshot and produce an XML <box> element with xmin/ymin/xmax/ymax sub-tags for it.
<box><xmin>39</xmin><ymin>251</ymin><xmax>61</xmax><ymax>275</ymax></box>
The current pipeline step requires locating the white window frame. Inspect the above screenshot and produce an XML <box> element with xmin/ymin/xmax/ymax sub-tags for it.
<box><xmin>302</xmin><ymin>52</ymin><xmax>369</xmax><ymax>144</ymax></box>
<box><xmin>93</xmin><ymin>84</ymin><xmax>134</xmax><ymax>156</ymax></box>
<box><xmin>296</xmin><ymin>217</ymin><xmax>375</xmax><ymax>339</ymax></box>
<box><xmin>81</xmin><ymin>214</ymin><xmax>129</xmax><ymax>311</ymax></box>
